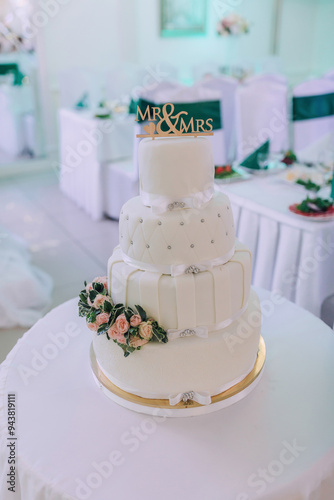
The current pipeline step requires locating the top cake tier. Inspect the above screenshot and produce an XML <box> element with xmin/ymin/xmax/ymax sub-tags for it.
<box><xmin>139</xmin><ymin>136</ymin><xmax>214</xmax><ymax>211</ymax></box>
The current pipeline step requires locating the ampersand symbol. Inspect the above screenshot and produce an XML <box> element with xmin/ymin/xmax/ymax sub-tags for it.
<box><xmin>156</xmin><ymin>103</ymin><xmax>188</xmax><ymax>135</ymax></box>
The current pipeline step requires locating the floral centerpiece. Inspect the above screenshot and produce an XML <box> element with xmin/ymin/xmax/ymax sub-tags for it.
<box><xmin>217</xmin><ymin>13</ymin><xmax>249</xmax><ymax>36</ymax></box>
<box><xmin>78</xmin><ymin>277</ymin><xmax>168</xmax><ymax>357</ymax></box>
<box><xmin>282</xmin><ymin>150</ymin><xmax>297</xmax><ymax>166</ymax></box>
<box><xmin>296</xmin><ymin>197</ymin><xmax>333</xmax><ymax>214</ymax></box>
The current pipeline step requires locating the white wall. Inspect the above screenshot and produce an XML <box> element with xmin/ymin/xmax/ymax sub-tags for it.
<box><xmin>36</xmin><ymin>0</ymin><xmax>138</xmax><ymax>153</ymax></box>
<box><xmin>134</xmin><ymin>0</ymin><xmax>275</xmax><ymax>82</ymax></box>
<box><xmin>35</xmin><ymin>0</ymin><xmax>334</xmax><ymax>155</ymax></box>
<box><xmin>312</xmin><ymin>0</ymin><xmax>334</xmax><ymax>77</ymax></box>
<box><xmin>277</xmin><ymin>0</ymin><xmax>317</xmax><ymax>84</ymax></box>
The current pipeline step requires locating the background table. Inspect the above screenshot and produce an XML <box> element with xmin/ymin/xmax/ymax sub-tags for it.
<box><xmin>1</xmin><ymin>289</ymin><xmax>334</xmax><ymax>500</ymax></box>
<box><xmin>59</xmin><ymin>109</ymin><xmax>134</xmax><ymax>220</ymax></box>
<box><xmin>216</xmin><ymin>176</ymin><xmax>334</xmax><ymax>317</ymax></box>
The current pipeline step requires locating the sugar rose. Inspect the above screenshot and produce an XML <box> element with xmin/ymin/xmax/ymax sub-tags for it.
<box><xmin>116</xmin><ymin>332</ymin><xmax>127</xmax><ymax>345</ymax></box>
<box><xmin>108</xmin><ymin>323</ymin><xmax>119</xmax><ymax>339</ymax></box>
<box><xmin>130</xmin><ymin>314</ymin><xmax>141</xmax><ymax>327</ymax></box>
<box><xmin>87</xmin><ymin>320</ymin><xmax>98</xmax><ymax>332</ymax></box>
<box><xmin>115</xmin><ymin>314</ymin><xmax>130</xmax><ymax>334</ymax></box>
<box><xmin>108</xmin><ymin>324</ymin><xmax>127</xmax><ymax>345</ymax></box>
<box><xmin>138</xmin><ymin>321</ymin><xmax>153</xmax><ymax>340</ymax></box>
<box><xmin>93</xmin><ymin>294</ymin><xmax>106</xmax><ymax>309</ymax></box>
<box><xmin>96</xmin><ymin>312</ymin><xmax>109</xmax><ymax>326</ymax></box>
<box><xmin>130</xmin><ymin>336</ymin><xmax>148</xmax><ymax>348</ymax></box>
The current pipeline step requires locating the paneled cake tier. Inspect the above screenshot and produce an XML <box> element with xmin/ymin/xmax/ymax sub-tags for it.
<box><xmin>119</xmin><ymin>192</ymin><xmax>235</xmax><ymax>273</ymax></box>
<box><xmin>139</xmin><ymin>137</ymin><xmax>214</xmax><ymax>210</ymax></box>
<box><xmin>93</xmin><ymin>289</ymin><xmax>261</xmax><ymax>400</ymax></box>
<box><xmin>108</xmin><ymin>241</ymin><xmax>251</xmax><ymax>331</ymax></box>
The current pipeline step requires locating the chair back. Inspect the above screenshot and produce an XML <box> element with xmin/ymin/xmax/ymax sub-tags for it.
<box><xmin>199</xmin><ymin>75</ymin><xmax>239</xmax><ymax>162</ymax></box>
<box><xmin>292</xmin><ymin>78</ymin><xmax>334</xmax><ymax>163</ymax></box>
<box><xmin>235</xmin><ymin>75</ymin><xmax>288</xmax><ymax>161</ymax></box>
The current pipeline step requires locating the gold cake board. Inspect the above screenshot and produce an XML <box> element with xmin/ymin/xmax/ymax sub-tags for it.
<box><xmin>90</xmin><ymin>336</ymin><xmax>266</xmax><ymax>418</ymax></box>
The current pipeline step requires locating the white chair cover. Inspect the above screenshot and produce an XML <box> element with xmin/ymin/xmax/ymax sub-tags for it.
<box><xmin>235</xmin><ymin>75</ymin><xmax>289</xmax><ymax>161</ymax></box>
<box><xmin>59</xmin><ymin>68</ymin><xmax>104</xmax><ymax>110</ymax></box>
<box><xmin>0</xmin><ymin>56</ymin><xmax>40</xmax><ymax>157</ymax></box>
<box><xmin>0</xmin><ymin>84</ymin><xmax>33</xmax><ymax>157</ymax></box>
<box><xmin>323</xmin><ymin>69</ymin><xmax>334</xmax><ymax>81</ymax></box>
<box><xmin>293</xmin><ymin>78</ymin><xmax>334</xmax><ymax>163</ymax></box>
<box><xmin>198</xmin><ymin>75</ymin><xmax>239</xmax><ymax>162</ymax></box>
<box><xmin>0</xmin><ymin>88</ymin><xmax>23</xmax><ymax>157</ymax></box>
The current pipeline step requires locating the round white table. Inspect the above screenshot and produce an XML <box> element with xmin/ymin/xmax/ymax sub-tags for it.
<box><xmin>0</xmin><ymin>289</ymin><xmax>334</xmax><ymax>500</ymax></box>
<box><xmin>216</xmin><ymin>177</ymin><xmax>334</xmax><ymax>317</ymax></box>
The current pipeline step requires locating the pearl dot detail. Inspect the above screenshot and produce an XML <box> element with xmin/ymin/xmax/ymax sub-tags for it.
<box><xmin>201</xmin><ymin>219</ymin><xmax>205</xmax><ymax>223</ymax></box>
<box><xmin>211</xmin><ymin>240</ymin><xmax>214</xmax><ymax>244</ymax></box>
<box><xmin>139</xmin><ymin>218</ymin><xmax>143</xmax><ymax>223</ymax></box>
<box><xmin>180</xmin><ymin>221</ymin><xmax>184</xmax><ymax>226</ymax></box>
<box><xmin>168</xmin><ymin>245</ymin><xmax>172</xmax><ymax>250</ymax></box>
<box><xmin>158</xmin><ymin>221</ymin><xmax>162</xmax><ymax>225</ymax></box>
<box><xmin>190</xmin><ymin>244</ymin><xmax>194</xmax><ymax>248</ymax></box>
<box><xmin>146</xmin><ymin>244</ymin><xmax>150</xmax><ymax>248</ymax></box>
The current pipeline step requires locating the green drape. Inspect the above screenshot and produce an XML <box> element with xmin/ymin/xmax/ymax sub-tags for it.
<box><xmin>293</xmin><ymin>93</ymin><xmax>334</xmax><ymax>121</ymax></box>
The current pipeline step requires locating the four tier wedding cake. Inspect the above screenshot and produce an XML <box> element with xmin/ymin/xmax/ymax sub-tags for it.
<box><xmin>87</xmin><ymin>136</ymin><xmax>263</xmax><ymax>414</ymax></box>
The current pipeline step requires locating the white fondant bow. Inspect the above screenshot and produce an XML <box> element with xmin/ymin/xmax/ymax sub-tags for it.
<box><xmin>121</xmin><ymin>246</ymin><xmax>235</xmax><ymax>277</ymax></box>
<box><xmin>170</xmin><ymin>248</ymin><xmax>235</xmax><ymax>276</ymax></box>
<box><xmin>169</xmin><ymin>391</ymin><xmax>212</xmax><ymax>406</ymax></box>
<box><xmin>140</xmin><ymin>186</ymin><xmax>214</xmax><ymax>215</ymax></box>
<box><xmin>167</xmin><ymin>327</ymin><xmax>208</xmax><ymax>341</ymax></box>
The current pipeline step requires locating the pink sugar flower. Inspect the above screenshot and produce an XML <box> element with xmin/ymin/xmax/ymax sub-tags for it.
<box><xmin>116</xmin><ymin>314</ymin><xmax>130</xmax><ymax>334</ymax></box>
<box><xmin>130</xmin><ymin>314</ymin><xmax>141</xmax><ymax>327</ymax></box>
<box><xmin>108</xmin><ymin>324</ymin><xmax>126</xmax><ymax>345</ymax></box>
<box><xmin>93</xmin><ymin>294</ymin><xmax>106</xmax><ymax>309</ymax></box>
<box><xmin>129</xmin><ymin>336</ymin><xmax>148</xmax><ymax>348</ymax></box>
<box><xmin>96</xmin><ymin>312</ymin><xmax>109</xmax><ymax>326</ymax></box>
<box><xmin>138</xmin><ymin>321</ymin><xmax>153</xmax><ymax>340</ymax></box>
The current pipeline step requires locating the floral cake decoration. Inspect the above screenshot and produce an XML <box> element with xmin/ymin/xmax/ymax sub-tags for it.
<box><xmin>78</xmin><ymin>277</ymin><xmax>168</xmax><ymax>357</ymax></box>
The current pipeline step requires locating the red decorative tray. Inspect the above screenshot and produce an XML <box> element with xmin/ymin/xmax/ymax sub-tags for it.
<box><xmin>289</xmin><ymin>204</ymin><xmax>334</xmax><ymax>220</ymax></box>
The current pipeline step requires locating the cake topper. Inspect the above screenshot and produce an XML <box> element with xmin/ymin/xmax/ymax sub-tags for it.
<box><xmin>136</xmin><ymin>102</ymin><xmax>214</xmax><ymax>139</ymax></box>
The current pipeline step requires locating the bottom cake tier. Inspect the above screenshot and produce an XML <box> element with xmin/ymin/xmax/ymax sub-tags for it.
<box><xmin>93</xmin><ymin>289</ymin><xmax>262</xmax><ymax>401</ymax></box>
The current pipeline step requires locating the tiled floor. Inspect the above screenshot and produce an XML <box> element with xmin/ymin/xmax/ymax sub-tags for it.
<box><xmin>0</xmin><ymin>169</ymin><xmax>119</xmax><ymax>363</ymax></box>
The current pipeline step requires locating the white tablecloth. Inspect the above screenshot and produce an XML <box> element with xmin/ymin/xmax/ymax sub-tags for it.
<box><xmin>1</xmin><ymin>289</ymin><xmax>334</xmax><ymax>500</ymax></box>
<box><xmin>59</xmin><ymin>109</ymin><xmax>134</xmax><ymax>220</ymax></box>
<box><xmin>216</xmin><ymin>177</ymin><xmax>334</xmax><ymax>317</ymax></box>
<box><xmin>0</xmin><ymin>85</ymin><xmax>33</xmax><ymax>157</ymax></box>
